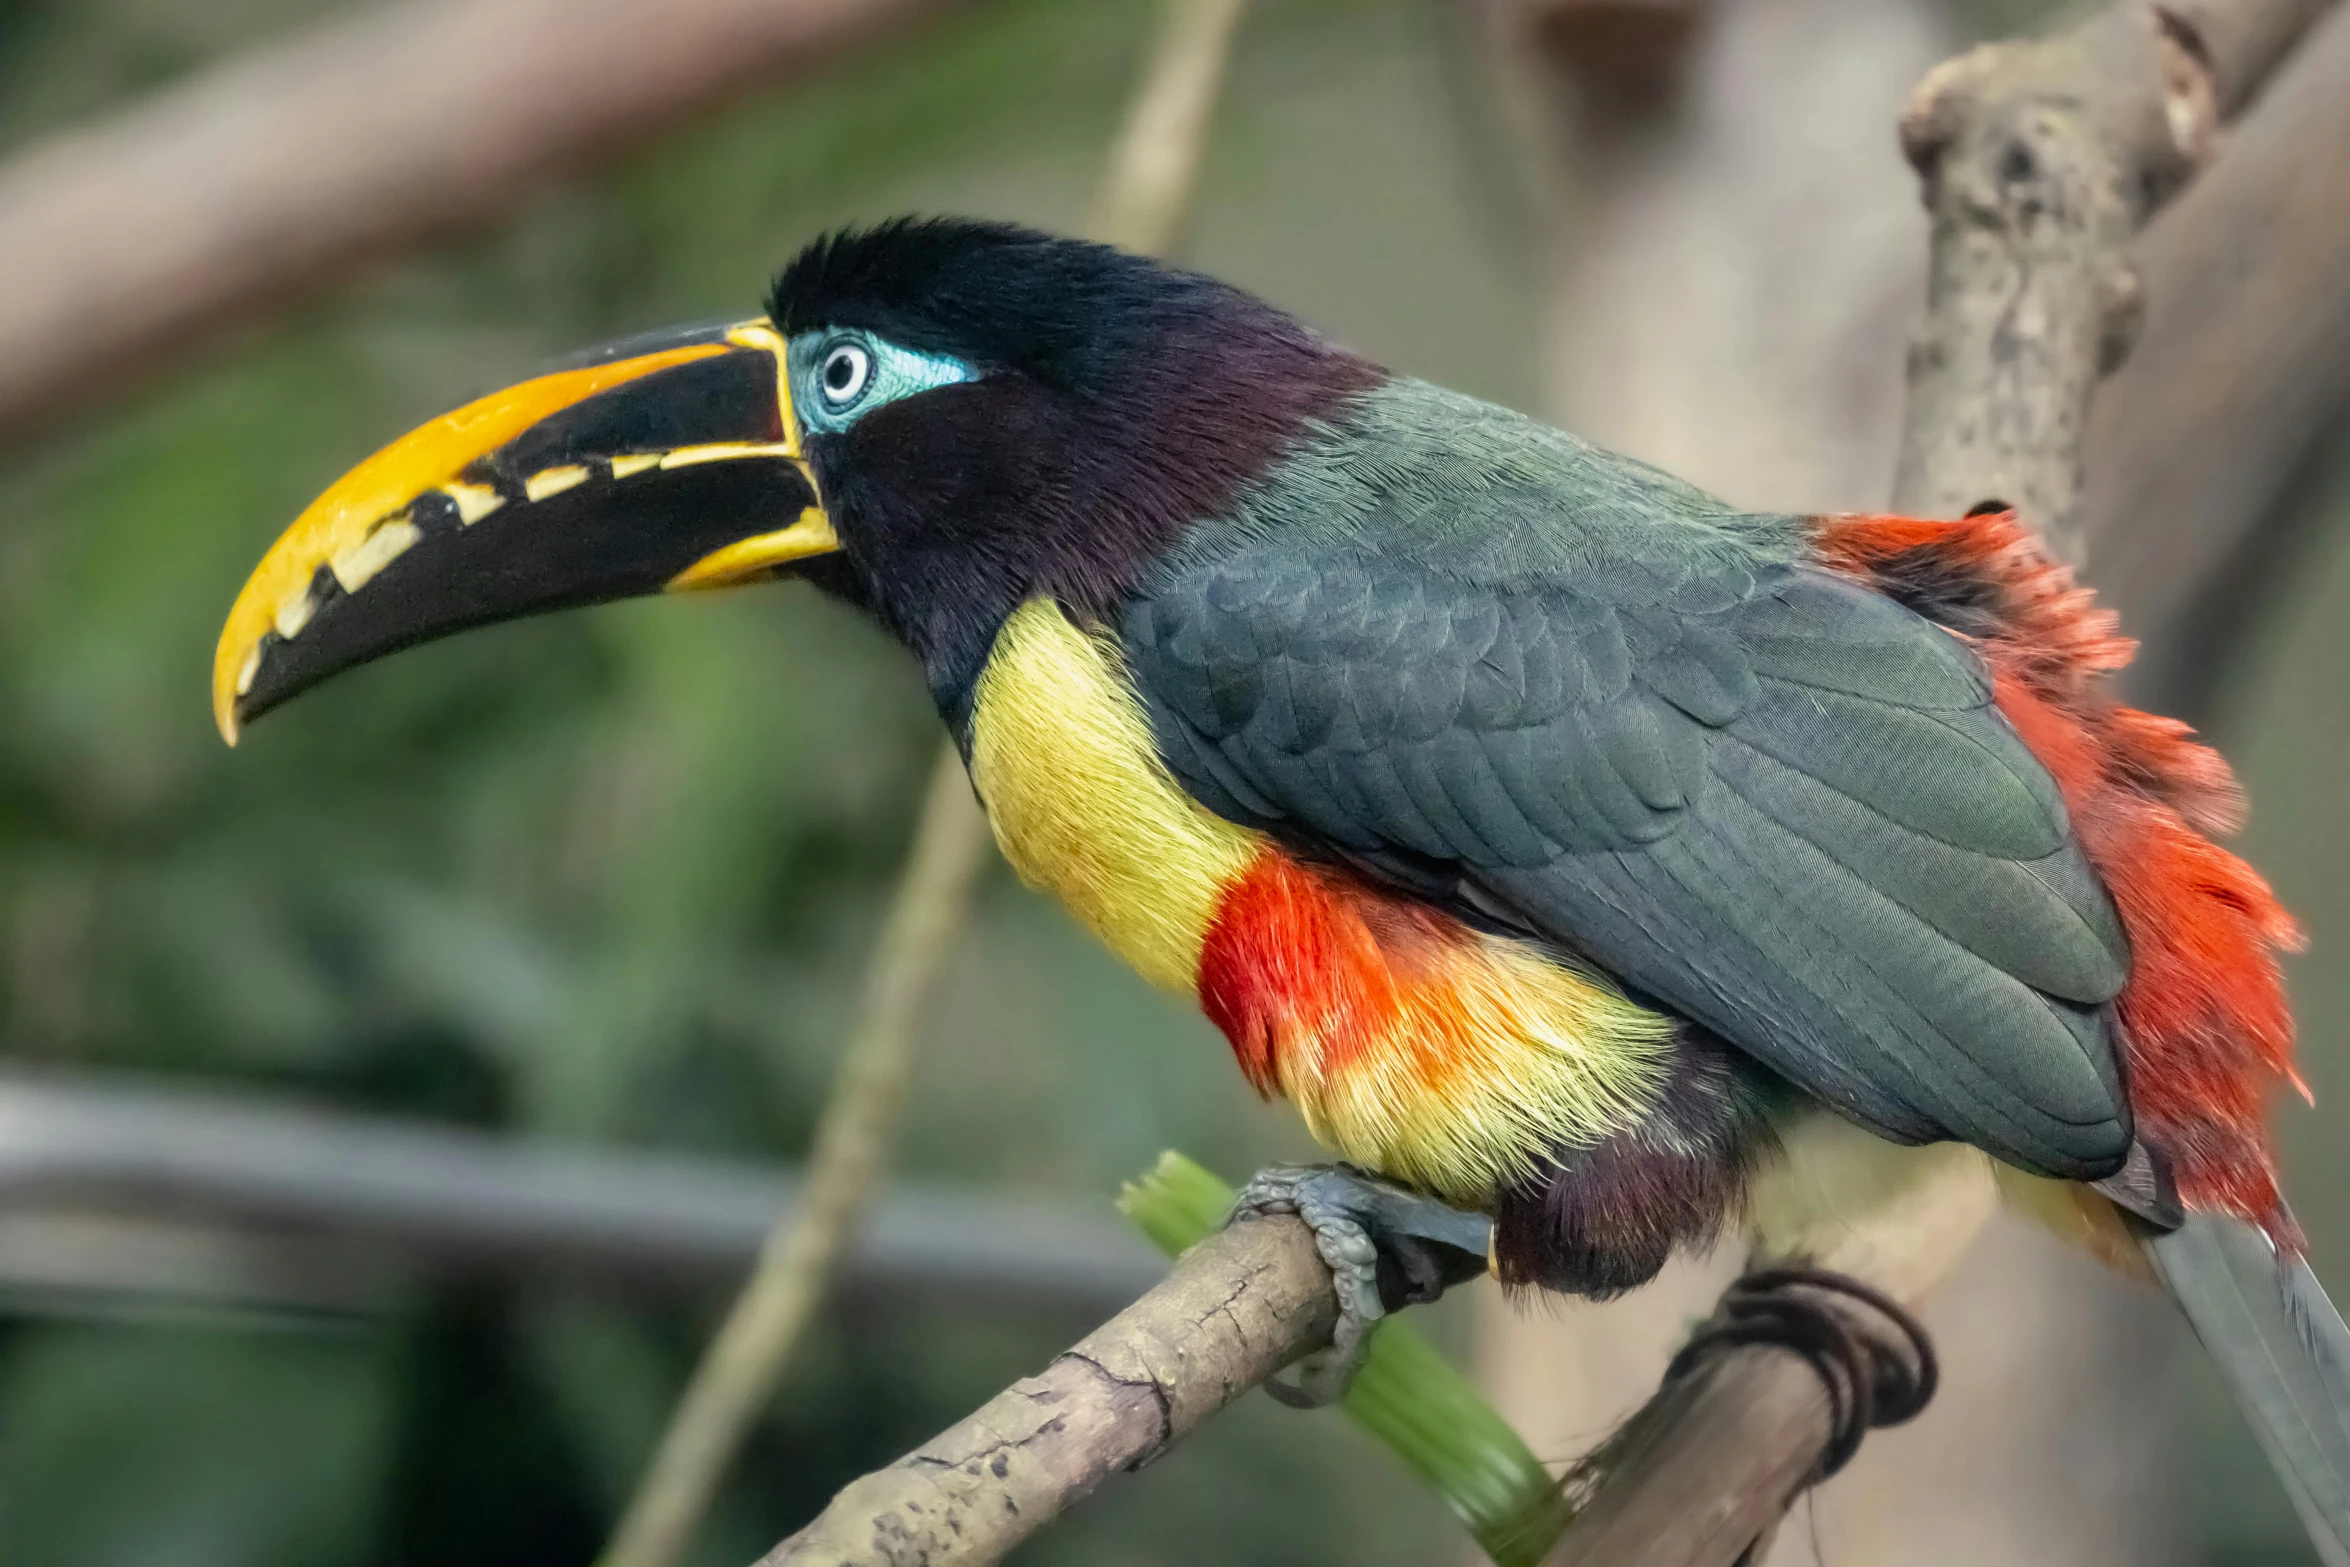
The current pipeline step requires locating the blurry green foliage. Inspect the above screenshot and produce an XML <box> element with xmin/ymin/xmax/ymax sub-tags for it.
<box><xmin>1</xmin><ymin>1320</ymin><xmax>392</xmax><ymax>1567</ymax></box>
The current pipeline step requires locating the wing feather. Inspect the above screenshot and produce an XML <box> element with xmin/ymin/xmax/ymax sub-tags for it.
<box><xmin>1122</xmin><ymin>531</ymin><xmax>2135</xmax><ymax>1177</ymax></box>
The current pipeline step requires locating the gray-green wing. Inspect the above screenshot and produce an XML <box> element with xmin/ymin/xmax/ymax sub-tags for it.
<box><xmin>1121</xmin><ymin>532</ymin><xmax>2136</xmax><ymax>1178</ymax></box>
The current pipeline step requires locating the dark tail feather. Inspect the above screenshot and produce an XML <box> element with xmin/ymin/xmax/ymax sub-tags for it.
<box><xmin>2149</xmin><ymin>1214</ymin><xmax>2350</xmax><ymax>1567</ymax></box>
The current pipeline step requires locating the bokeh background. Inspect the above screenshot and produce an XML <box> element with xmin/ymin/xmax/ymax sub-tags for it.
<box><xmin>0</xmin><ymin>0</ymin><xmax>2345</xmax><ymax>1563</ymax></box>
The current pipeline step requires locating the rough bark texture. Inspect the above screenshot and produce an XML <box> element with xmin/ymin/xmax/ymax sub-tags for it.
<box><xmin>1890</xmin><ymin>0</ymin><xmax>2339</xmax><ymax>551</ymax></box>
<box><xmin>757</xmin><ymin>1217</ymin><xmax>1336</xmax><ymax>1567</ymax></box>
<box><xmin>0</xmin><ymin>0</ymin><xmax>962</xmax><ymax>445</ymax></box>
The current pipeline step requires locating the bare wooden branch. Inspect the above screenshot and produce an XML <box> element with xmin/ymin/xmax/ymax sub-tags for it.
<box><xmin>0</xmin><ymin>0</ymin><xmax>964</xmax><ymax>445</ymax></box>
<box><xmin>1889</xmin><ymin>0</ymin><xmax>2339</xmax><ymax>553</ymax></box>
<box><xmin>758</xmin><ymin>1216</ymin><xmax>1336</xmax><ymax>1566</ymax></box>
<box><xmin>1552</xmin><ymin>1142</ymin><xmax>1998</xmax><ymax>1566</ymax></box>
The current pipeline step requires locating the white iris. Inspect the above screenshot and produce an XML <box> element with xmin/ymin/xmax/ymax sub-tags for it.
<box><xmin>820</xmin><ymin>342</ymin><xmax>872</xmax><ymax>408</ymax></box>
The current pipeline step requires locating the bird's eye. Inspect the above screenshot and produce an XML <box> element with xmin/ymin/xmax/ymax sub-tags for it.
<box><xmin>819</xmin><ymin>342</ymin><xmax>872</xmax><ymax>408</ymax></box>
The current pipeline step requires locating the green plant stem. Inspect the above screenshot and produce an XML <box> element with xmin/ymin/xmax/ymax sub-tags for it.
<box><xmin>1119</xmin><ymin>1152</ymin><xmax>1575</xmax><ymax>1567</ymax></box>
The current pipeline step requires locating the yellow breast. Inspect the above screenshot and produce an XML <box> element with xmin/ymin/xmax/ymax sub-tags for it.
<box><xmin>967</xmin><ymin>599</ymin><xmax>1258</xmax><ymax>993</ymax></box>
<box><xmin>965</xmin><ymin>597</ymin><xmax>1675</xmax><ymax>1208</ymax></box>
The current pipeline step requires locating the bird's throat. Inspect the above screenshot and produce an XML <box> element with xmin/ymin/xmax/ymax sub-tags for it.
<box><xmin>967</xmin><ymin>599</ymin><xmax>1257</xmax><ymax>992</ymax></box>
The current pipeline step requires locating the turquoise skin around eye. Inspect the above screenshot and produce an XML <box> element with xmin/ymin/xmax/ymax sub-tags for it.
<box><xmin>788</xmin><ymin>329</ymin><xmax>977</xmax><ymax>436</ymax></box>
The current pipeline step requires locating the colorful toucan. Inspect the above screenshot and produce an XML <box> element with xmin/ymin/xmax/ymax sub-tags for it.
<box><xmin>215</xmin><ymin>220</ymin><xmax>2347</xmax><ymax>1549</ymax></box>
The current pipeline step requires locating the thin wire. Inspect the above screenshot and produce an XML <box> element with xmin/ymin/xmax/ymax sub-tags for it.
<box><xmin>597</xmin><ymin>753</ymin><xmax>987</xmax><ymax>1567</ymax></box>
<box><xmin>594</xmin><ymin>3</ymin><xmax>1256</xmax><ymax>1563</ymax></box>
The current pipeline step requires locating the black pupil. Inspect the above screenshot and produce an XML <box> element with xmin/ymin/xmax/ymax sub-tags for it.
<box><xmin>826</xmin><ymin>352</ymin><xmax>857</xmax><ymax>393</ymax></box>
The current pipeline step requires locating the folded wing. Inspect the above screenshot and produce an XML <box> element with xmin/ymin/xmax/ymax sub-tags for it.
<box><xmin>1122</xmin><ymin>533</ymin><xmax>2134</xmax><ymax>1178</ymax></box>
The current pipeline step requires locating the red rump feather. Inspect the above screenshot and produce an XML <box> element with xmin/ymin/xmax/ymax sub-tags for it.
<box><xmin>1814</xmin><ymin>512</ymin><xmax>2305</xmax><ymax>1243</ymax></box>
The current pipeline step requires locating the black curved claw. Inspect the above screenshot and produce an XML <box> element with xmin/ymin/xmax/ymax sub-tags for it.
<box><xmin>1230</xmin><ymin>1164</ymin><xmax>1491</xmax><ymax>1408</ymax></box>
<box><xmin>1665</xmin><ymin>1265</ymin><xmax>1939</xmax><ymax>1483</ymax></box>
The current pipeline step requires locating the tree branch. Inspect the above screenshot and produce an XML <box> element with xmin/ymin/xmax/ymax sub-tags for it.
<box><xmin>1889</xmin><ymin>0</ymin><xmax>2338</xmax><ymax>553</ymax></box>
<box><xmin>759</xmin><ymin>1215</ymin><xmax>1335</xmax><ymax>1565</ymax></box>
<box><xmin>0</xmin><ymin>1069</ymin><xmax>1162</xmax><ymax>1312</ymax></box>
<box><xmin>1548</xmin><ymin>3</ymin><xmax>2339</xmax><ymax>1564</ymax></box>
<box><xmin>0</xmin><ymin>0</ymin><xmax>965</xmax><ymax>446</ymax></box>
<box><xmin>1086</xmin><ymin>0</ymin><xmax>1253</xmax><ymax>256</ymax></box>
<box><xmin>600</xmin><ymin>754</ymin><xmax>993</xmax><ymax>1567</ymax></box>
<box><xmin>1549</xmin><ymin>1139</ymin><xmax>1998</xmax><ymax>1566</ymax></box>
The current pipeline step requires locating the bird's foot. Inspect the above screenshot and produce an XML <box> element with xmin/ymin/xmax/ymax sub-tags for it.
<box><xmin>1666</xmin><ymin>1266</ymin><xmax>1939</xmax><ymax>1485</ymax></box>
<box><xmin>1229</xmin><ymin>1163</ymin><xmax>1491</xmax><ymax>1408</ymax></box>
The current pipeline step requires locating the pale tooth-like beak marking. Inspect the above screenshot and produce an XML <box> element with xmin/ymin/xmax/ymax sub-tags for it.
<box><xmin>443</xmin><ymin>481</ymin><xmax>505</xmax><ymax>523</ymax></box>
<box><xmin>522</xmin><ymin>465</ymin><xmax>592</xmax><ymax>502</ymax></box>
<box><xmin>330</xmin><ymin>516</ymin><xmax>421</xmax><ymax>595</ymax></box>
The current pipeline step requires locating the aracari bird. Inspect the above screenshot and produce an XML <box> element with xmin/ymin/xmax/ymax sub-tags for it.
<box><xmin>214</xmin><ymin>219</ymin><xmax>2348</xmax><ymax>1550</ymax></box>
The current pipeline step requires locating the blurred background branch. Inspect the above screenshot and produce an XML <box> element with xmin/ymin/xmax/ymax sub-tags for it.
<box><xmin>0</xmin><ymin>1070</ymin><xmax>1161</xmax><ymax>1316</ymax></box>
<box><xmin>601</xmin><ymin>754</ymin><xmax>991</xmax><ymax>1567</ymax></box>
<box><xmin>0</xmin><ymin>0</ymin><xmax>967</xmax><ymax>446</ymax></box>
<box><xmin>1087</xmin><ymin>0</ymin><xmax>1253</xmax><ymax>252</ymax></box>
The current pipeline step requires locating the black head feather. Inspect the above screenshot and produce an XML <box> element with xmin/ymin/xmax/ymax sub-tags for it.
<box><xmin>766</xmin><ymin>218</ymin><xmax>1381</xmax><ymax>720</ymax></box>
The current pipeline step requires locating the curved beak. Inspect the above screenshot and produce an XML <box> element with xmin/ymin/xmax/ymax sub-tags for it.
<box><xmin>212</xmin><ymin>318</ymin><xmax>836</xmax><ymax>744</ymax></box>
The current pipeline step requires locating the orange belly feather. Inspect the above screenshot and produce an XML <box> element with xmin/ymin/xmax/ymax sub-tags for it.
<box><xmin>1197</xmin><ymin>847</ymin><xmax>1670</xmax><ymax>1206</ymax></box>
